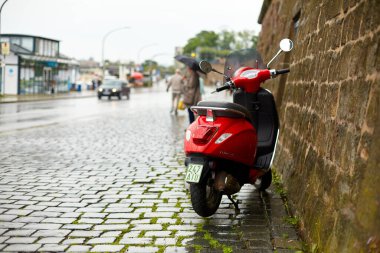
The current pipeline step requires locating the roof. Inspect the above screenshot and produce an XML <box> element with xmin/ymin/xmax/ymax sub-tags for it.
<box><xmin>1</xmin><ymin>33</ymin><xmax>60</xmax><ymax>43</ymax></box>
<box><xmin>258</xmin><ymin>0</ymin><xmax>272</xmax><ymax>24</ymax></box>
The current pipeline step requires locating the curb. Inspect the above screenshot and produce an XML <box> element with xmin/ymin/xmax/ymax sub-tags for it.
<box><xmin>0</xmin><ymin>93</ymin><xmax>96</xmax><ymax>104</ymax></box>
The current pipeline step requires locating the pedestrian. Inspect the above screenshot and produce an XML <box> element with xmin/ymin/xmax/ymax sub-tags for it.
<box><xmin>166</xmin><ymin>69</ymin><xmax>184</xmax><ymax>115</ymax></box>
<box><xmin>183</xmin><ymin>67</ymin><xmax>201</xmax><ymax>124</ymax></box>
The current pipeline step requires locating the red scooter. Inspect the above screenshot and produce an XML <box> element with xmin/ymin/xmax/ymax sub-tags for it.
<box><xmin>184</xmin><ymin>39</ymin><xmax>294</xmax><ymax>217</ymax></box>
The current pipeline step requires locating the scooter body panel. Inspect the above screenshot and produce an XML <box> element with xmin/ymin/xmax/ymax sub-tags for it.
<box><xmin>184</xmin><ymin>115</ymin><xmax>257</xmax><ymax>166</ymax></box>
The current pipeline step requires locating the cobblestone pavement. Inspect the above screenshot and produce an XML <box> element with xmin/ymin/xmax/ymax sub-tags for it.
<box><xmin>0</xmin><ymin>84</ymin><xmax>302</xmax><ymax>252</ymax></box>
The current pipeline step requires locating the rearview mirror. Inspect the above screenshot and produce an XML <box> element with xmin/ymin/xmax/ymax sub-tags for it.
<box><xmin>267</xmin><ymin>38</ymin><xmax>294</xmax><ymax>68</ymax></box>
<box><xmin>199</xmin><ymin>61</ymin><xmax>212</xmax><ymax>74</ymax></box>
<box><xmin>279</xmin><ymin>39</ymin><xmax>294</xmax><ymax>52</ymax></box>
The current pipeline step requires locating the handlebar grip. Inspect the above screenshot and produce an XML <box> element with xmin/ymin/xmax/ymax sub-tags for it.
<box><xmin>216</xmin><ymin>85</ymin><xmax>230</xmax><ymax>92</ymax></box>
<box><xmin>276</xmin><ymin>69</ymin><xmax>290</xmax><ymax>75</ymax></box>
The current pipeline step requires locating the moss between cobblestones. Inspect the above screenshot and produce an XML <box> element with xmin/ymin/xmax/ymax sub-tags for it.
<box><xmin>175</xmin><ymin>217</ymin><xmax>183</xmax><ymax>225</ymax></box>
<box><xmin>176</xmin><ymin>235</ymin><xmax>185</xmax><ymax>246</ymax></box>
<box><xmin>195</xmin><ymin>222</ymin><xmax>233</xmax><ymax>253</ymax></box>
<box><xmin>112</xmin><ymin>225</ymin><xmax>134</xmax><ymax>245</ymax></box>
<box><xmin>170</xmin><ymin>229</ymin><xmax>178</xmax><ymax>236</ymax></box>
<box><xmin>156</xmin><ymin>246</ymin><xmax>166</xmax><ymax>253</ymax></box>
<box><xmin>162</xmin><ymin>223</ymin><xmax>170</xmax><ymax>230</ymax></box>
<box><xmin>150</xmin><ymin>217</ymin><xmax>158</xmax><ymax>224</ymax></box>
<box><xmin>71</xmin><ymin>213</ymin><xmax>84</xmax><ymax>224</ymax></box>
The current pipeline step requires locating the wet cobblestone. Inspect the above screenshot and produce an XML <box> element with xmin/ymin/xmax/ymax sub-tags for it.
<box><xmin>0</xmin><ymin>87</ymin><xmax>302</xmax><ymax>252</ymax></box>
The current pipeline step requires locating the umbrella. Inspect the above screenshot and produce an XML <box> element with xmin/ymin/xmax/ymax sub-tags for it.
<box><xmin>174</xmin><ymin>55</ymin><xmax>205</xmax><ymax>74</ymax></box>
<box><xmin>131</xmin><ymin>72</ymin><xmax>143</xmax><ymax>80</ymax></box>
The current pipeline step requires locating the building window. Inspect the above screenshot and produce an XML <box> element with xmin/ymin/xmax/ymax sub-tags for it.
<box><xmin>52</xmin><ymin>43</ymin><xmax>58</xmax><ymax>57</ymax></box>
<box><xmin>293</xmin><ymin>11</ymin><xmax>301</xmax><ymax>36</ymax></box>
<box><xmin>21</xmin><ymin>37</ymin><xmax>33</xmax><ymax>52</ymax></box>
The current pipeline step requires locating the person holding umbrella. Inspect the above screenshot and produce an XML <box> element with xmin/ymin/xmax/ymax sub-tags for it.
<box><xmin>174</xmin><ymin>55</ymin><xmax>205</xmax><ymax>124</ymax></box>
<box><xmin>182</xmin><ymin>66</ymin><xmax>201</xmax><ymax>124</ymax></box>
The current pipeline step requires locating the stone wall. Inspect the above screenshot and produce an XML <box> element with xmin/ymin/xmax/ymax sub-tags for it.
<box><xmin>257</xmin><ymin>0</ymin><xmax>379</xmax><ymax>252</ymax></box>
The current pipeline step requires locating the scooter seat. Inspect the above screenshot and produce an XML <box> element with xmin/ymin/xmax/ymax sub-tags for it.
<box><xmin>192</xmin><ymin>101</ymin><xmax>253</xmax><ymax>121</ymax></box>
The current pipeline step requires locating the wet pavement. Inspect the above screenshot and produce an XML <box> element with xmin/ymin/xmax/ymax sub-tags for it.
<box><xmin>0</xmin><ymin>82</ymin><xmax>302</xmax><ymax>252</ymax></box>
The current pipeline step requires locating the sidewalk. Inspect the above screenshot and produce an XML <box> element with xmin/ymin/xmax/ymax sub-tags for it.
<box><xmin>0</xmin><ymin>90</ymin><xmax>97</xmax><ymax>103</ymax></box>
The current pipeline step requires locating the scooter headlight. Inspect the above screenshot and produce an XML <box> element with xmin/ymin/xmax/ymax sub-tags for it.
<box><xmin>215</xmin><ymin>133</ymin><xmax>232</xmax><ymax>144</ymax></box>
<box><xmin>112</xmin><ymin>88</ymin><xmax>117</xmax><ymax>92</ymax></box>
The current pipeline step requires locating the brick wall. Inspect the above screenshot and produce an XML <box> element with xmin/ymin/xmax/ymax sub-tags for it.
<box><xmin>257</xmin><ymin>0</ymin><xmax>379</xmax><ymax>252</ymax></box>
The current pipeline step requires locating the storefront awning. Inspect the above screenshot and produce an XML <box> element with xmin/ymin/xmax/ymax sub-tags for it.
<box><xmin>19</xmin><ymin>54</ymin><xmax>79</xmax><ymax>66</ymax></box>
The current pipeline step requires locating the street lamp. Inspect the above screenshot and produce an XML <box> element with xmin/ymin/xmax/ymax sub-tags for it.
<box><xmin>0</xmin><ymin>0</ymin><xmax>9</xmax><ymax>52</ymax></box>
<box><xmin>137</xmin><ymin>43</ymin><xmax>158</xmax><ymax>66</ymax></box>
<box><xmin>101</xmin><ymin>26</ymin><xmax>130</xmax><ymax>79</ymax></box>
<box><xmin>0</xmin><ymin>0</ymin><xmax>9</xmax><ymax>95</ymax></box>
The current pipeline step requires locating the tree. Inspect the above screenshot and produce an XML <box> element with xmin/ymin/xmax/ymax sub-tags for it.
<box><xmin>182</xmin><ymin>30</ymin><xmax>259</xmax><ymax>61</ymax></box>
<box><xmin>218</xmin><ymin>30</ymin><xmax>235</xmax><ymax>50</ymax></box>
<box><xmin>234</xmin><ymin>30</ymin><xmax>258</xmax><ymax>50</ymax></box>
<box><xmin>183</xmin><ymin>31</ymin><xmax>219</xmax><ymax>55</ymax></box>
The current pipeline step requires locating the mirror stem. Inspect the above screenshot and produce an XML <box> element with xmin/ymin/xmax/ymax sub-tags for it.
<box><xmin>212</xmin><ymin>68</ymin><xmax>229</xmax><ymax>79</ymax></box>
<box><xmin>266</xmin><ymin>49</ymin><xmax>283</xmax><ymax>68</ymax></box>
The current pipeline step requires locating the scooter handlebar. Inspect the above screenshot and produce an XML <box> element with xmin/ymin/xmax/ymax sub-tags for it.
<box><xmin>276</xmin><ymin>69</ymin><xmax>290</xmax><ymax>75</ymax></box>
<box><xmin>215</xmin><ymin>84</ymin><xmax>231</xmax><ymax>92</ymax></box>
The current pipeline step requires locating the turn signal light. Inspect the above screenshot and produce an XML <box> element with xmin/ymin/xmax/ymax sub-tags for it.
<box><xmin>215</xmin><ymin>133</ymin><xmax>232</xmax><ymax>144</ymax></box>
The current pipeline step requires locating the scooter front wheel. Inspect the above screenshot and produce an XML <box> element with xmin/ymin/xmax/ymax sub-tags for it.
<box><xmin>190</xmin><ymin>179</ymin><xmax>222</xmax><ymax>217</ymax></box>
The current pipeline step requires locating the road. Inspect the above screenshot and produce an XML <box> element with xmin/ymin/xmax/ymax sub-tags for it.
<box><xmin>0</xmin><ymin>83</ymin><xmax>301</xmax><ymax>252</ymax></box>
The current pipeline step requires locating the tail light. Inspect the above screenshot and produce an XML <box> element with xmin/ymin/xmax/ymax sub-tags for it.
<box><xmin>193</xmin><ymin>126</ymin><xmax>218</xmax><ymax>145</ymax></box>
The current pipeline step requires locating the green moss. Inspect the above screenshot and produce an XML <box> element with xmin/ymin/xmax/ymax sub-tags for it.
<box><xmin>150</xmin><ymin>217</ymin><xmax>158</xmax><ymax>224</ymax></box>
<box><xmin>284</xmin><ymin>216</ymin><xmax>300</xmax><ymax>226</ymax></box>
<box><xmin>112</xmin><ymin>225</ymin><xmax>134</xmax><ymax>245</ymax></box>
<box><xmin>197</xmin><ymin>223</ymin><xmax>233</xmax><ymax>252</ymax></box>
<box><xmin>162</xmin><ymin>223</ymin><xmax>170</xmax><ymax>230</ymax></box>
<box><xmin>157</xmin><ymin>246</ymin><xmax>166</xmax><ymax>253</ymax></box>
<box><xmin>222</xmin><ymin>246</ymin><xmax>233</xmax><ymax>253</ymax></box>
<box><xmin>175</xmin><ymin>217</ymin><xmax>183</xmax><ymax>225</ymax></box>
<box><xmin>176</xmin><ymin>236</ymin><xmax>185</xmax><ymax>246</ymax></box>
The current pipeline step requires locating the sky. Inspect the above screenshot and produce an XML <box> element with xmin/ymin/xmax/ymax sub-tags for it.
<box><xmin>2</xmin><ymin>0</ymin><xmax>264</xmax><ymax>65</ymax></box>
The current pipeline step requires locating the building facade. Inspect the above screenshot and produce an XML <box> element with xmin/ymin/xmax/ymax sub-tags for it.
<box><xmin>257</xmin><ymin>0</ymin><xmax>379</xmax><ymax>252</ymax></box>
<box><xmin>0</xmin><ymin>34</ymin><xmax>79</xmax><ymax>95</ymax></box>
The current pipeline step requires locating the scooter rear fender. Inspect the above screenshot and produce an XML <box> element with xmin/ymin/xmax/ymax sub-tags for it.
<box><xmin>184</xmin><ymin>115</ymin><xmax>257</xmax><ymax>166</ymax></box>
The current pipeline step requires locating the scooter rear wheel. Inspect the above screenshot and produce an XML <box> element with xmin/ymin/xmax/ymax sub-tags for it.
<box><xmin>190</xmin><ymin>178</ymin><xmax>222</xmax><ymax>217</ymax></box>
<box><xmin>254</xmin><ymin>169</ymin><xmax>272</xmax><ymax>191</ymax></box>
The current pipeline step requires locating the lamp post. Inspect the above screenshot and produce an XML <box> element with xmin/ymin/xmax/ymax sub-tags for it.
<box><xmin>0</xmin><ymin>0</ymin><xmax>9</xmax><ymax>95</ymax></box>
<box><xmin>101</xmin><ymin>26</ymin><xmax>130</xmax><ymax>79</ymax></box>
<box><xmin>137</xmin><ymin>43</ymin><xmax>158</xmax><ymax>66</ymax></box>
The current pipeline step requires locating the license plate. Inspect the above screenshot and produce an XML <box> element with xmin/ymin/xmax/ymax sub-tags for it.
<box><xmin>103</xmin><ymin>92</ymin><xmax>110</xmax><ymax>95</ymax></box>
<box><xmin>185</xmin><ymin>164</ymin><xmax>203</xmax><ymax>183</ymax></box>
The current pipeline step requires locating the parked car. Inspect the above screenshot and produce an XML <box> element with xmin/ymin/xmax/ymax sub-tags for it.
<box><xmin>98</xmin><ymin>80</ymin><xmax>130</xmax><ymax>100</ymax></box>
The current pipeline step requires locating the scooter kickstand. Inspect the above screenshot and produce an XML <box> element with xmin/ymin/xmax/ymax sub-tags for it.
<box><xmin>227</xmin><ymin>195</ymin><xmax>240</xmax><ymax>213</ymax></box>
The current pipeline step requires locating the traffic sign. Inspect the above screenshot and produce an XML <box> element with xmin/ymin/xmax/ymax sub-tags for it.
<box><xmin>1</xmin><ymin>42</ymin><xmax>10</xmax><ymax>55</ymax></box>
